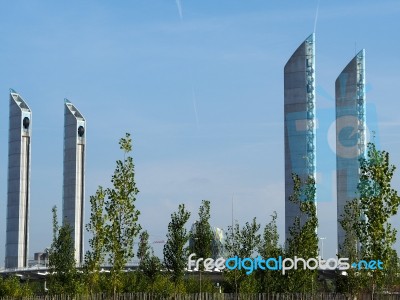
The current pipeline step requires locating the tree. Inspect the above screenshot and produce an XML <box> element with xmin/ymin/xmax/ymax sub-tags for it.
<box><xmin>343</xmin><ymin>143</ymin><xmax>400</xmax><ymax>293</ymax></box>
<box><xmin>84</xmin><ymin>187</ymin><xmax>107</xmax><ymax>294</ymax></box>
<box><xmin>256</xmin><ymin>211</ymin><xmax>284</xmax><ymax>292</ymax></box>
<box><xmin>238</xmin><ymin>218</ymin><xmax>261</xmax><ymax>258</ymax></box>
<box><xmin>137</xmin><ymin>230</ymin><xmax>151</xmax><ymax>263</ymax></box>
<box><xmin>189</xmin><ymin>200</ymin><xmax>213</xmax><ymax>294</ymax></box>
<box><xmin>190</xmin><ymin>200</ymin><xmax>213</xmax><ymax>264</ymax></box>
<box><xmin>238</xmin><ymin>218</ymin><xmax>261</xmax><ymax>293</ymax></box>
<box><xmin>224</xmin><ymin>218</ymin><xmax>261</xmax><ymax>293</ymax></box>
<box><xmin>137</xmin><ymin>230</ymin><xmax>162</xmax><ymax>289</ymax></box>
<box><xmin>104</xmin><ymin>133</ymin><xmax>141</xmax><ymax>294</ymax></box>
<box><xmin>48</xmin><ymin>206</ymin><xmax>80</xmax><ymax>295</ymax></box>
<box><xmin>285</xmin><ymin>174</ymin><xmax>318</xmax><ymax>293</ymax></box>
<box><xmin>163</xmin><ymin>203</ymin><xmax>191</xmax><ymax>285</ymax></box>
<box><xmin>337</xmin><ymin>198</ymin><xmax>366</xmax><ymax>294</ymax></box>
<box><xmin>81</xmin><ymin>133</ymin><xmax>141</xmax><ymax>294</ymax></box>
<box><xmin>223</xmin><ymin>221</ymin><xmax>241</xmax><ymax>294</ymax></box>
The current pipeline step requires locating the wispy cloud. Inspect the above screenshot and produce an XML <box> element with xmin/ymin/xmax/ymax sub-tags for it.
<box><xmin>175</xmin><ymin>0</ymin><xmax>183</xmax><ymax>20</ymax></box>
<box><xmin>313</xmin><ymin>0</ymin><xmax>320</xmax><ymax>33</ymax></box>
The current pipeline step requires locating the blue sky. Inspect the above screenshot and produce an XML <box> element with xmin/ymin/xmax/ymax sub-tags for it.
<box><xmin>1</xmin><ymin>0</ymin><xmax>400</xmax><ymax>265</ymax></box>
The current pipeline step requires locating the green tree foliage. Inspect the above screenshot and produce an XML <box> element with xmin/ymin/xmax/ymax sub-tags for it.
<box><xmin>84</xmin><ymin>186</ymin><xmax>107</xmax><ymax>293</ymax></box>
<box><xmin>285</xmin><ymin>174</ymin><xmax>318</xmax><ymax>293</ymax></box>
<box><xmin>150</xmin><ymin>275</ymin><xmax>176</xmax><ymax>297</ymax></box>
<box><xmin>337</xmin><ymin>198</ymin><xmax>366</xmax><ymax>294</ymax></box>
<box><xmin>358</xmin><ymin>143</ymin><xmax>400</xmax><ymax>291</ymax></box>
<box><xmin>85</xmin><ymin>133</ymin><xmax>141</xmax><ymax>294</ymax></box>
<box><xmin>239</xmin><ymin>218</ymin><xmax>261</xmax><ymax>258</ymax></box>
<box><xmin>105</xmin><ymin>133</ymin><xmax>141</xmax><ymax>283</ymax></box>
<box><xmin>0</xmin><ymin>276</ymin><xmax>33</xmax><ymax>298</ymax></box>
<box><xmin>256</xmin><ymin>211</ymin><xmax>284</xmax><ymax>292</ymax></box>
<box><xmin>188</xmin><ymin>200</ymin><xmax>214</xmax><ymax>294</ymax></box>
<box><xmin>224</xmin><ymin>218</ymin><xmax>261</xmax><ymax>293</ymax></box>
<box><xmin>382</xmin><ymin>250</ymin><xmax>400</xmax><ymax>290</ymax></box>
<box><xmin>223</xmin><ymin>221</ymin><xmax>241</xmax><ymax>293</ymax></box>
<box><xmin>137</xmin><ymin>230</ymin><xmax>151</xmax><ymax>262</ymax></box>
<box><xmin>48</xmin><ymin>206</ymin><xmax>81</xmax><ymax>295</ymax></box>
<box><xmin>341</xmin><ymin>143</ymin><xmax>400</xmax><ymax>292</ymax></box>
<box><xmin>185</xmin><ymin>276</ymin><xmax>215</xmax><ymax>293</ymax></box>
<box><xmin>190</xmin><ymin>200</ymin><xmax>213</xmax><ymax>264</ymax></box>
<box><xmin>137</xmin><ymin>230</ymin><xmax>162</xmax><ymax>290</ymax></box>
<box><xmin>163</xmin><ymin>203</ymin><xmax>191</xmax><ymax>285</ymax></box>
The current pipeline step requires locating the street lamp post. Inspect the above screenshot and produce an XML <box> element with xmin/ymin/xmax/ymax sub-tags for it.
<box><xmin>199</xmin><ymin>268</ymin><xmax>201</xmax><ymax>299</ymax></box>
<box><xmin>319</xmin><ymin>237</ymin><xmax>326</xmax><ymax>259</ymax></box>
<box><xmin>193</xmin><ymin>237</ymin><xmax>202</xmax><ymax>299</ymax></box>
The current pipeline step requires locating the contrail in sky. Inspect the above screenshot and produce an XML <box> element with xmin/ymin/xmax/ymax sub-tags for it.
<box><xmin>175</xmin><ymin>0</ymin><xmax>183</xmax><ymax>20</ymax></box>
<box><xmin>313</xmin><ymin>0</ymin><xmax>320</xmax><ymax>34</ymax></box>
<box><xmin>192</xmin><ymin>87</ymin><xmax>199</xmax><ymax>130</ymax></box>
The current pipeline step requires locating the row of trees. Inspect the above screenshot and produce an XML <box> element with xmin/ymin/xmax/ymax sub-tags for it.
<box><xmin>43</xmin><ymin>134</ymin><xmax>219</xmax><ymax>295</ymax></box>
<box><xmin>219</xmin><ymin>141</ymin><xmax>400</xmax><ymax>295</ymax></box>
<box><xmin>338</xmin><ymin>143</ymin><xmax>400</xmax><ymax>295</ymax></box>
<box><xmin>220</xmin><ymin>175</ymin><xmax>319</xmax><ymax>294</ymax></box>
<box><xmin>2</xmin><ymin>135</ymin><xmax>400</xmax><ymax>296</ymax></box>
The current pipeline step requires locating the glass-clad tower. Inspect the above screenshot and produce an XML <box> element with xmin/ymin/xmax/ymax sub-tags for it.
<box><xmin>284</xmin><ymin>34</ymin><xmax>316</xmax><ymax>241</ymax></box>
<box><xmin>336</xmin><ymin>50</ymin><xmax>366</xmax><ymax>252</ymax></box>
<box><xmin>63</xmin><ymin>99</ymin><xmax>86</xmax><ymax>265</ymax></box>
<box><xmin>5</xmin><ymin>90</ymin><xmax>32</xmax><ymax>268</ymax></box>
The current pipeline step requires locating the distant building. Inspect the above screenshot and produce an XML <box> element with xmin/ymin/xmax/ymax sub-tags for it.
<box><xmin>63</xmin><ymin>99</ymin><xmax>86</xmax><ymax>264</ymax></box>
<box><xmin>211</xmin><ymin>227</ymin><xmax>225</xmax><ymax>259</ymax></box>
<box><xmin>34</xmin><ymin>252</ymin><xmax>48</xmax><ymax>261</ymax></box>
<box><xmin>189</xmin><ymin>224</ymin><xmax>225</xmax><ymax>260</ymax></box>
<box><xmin>336</xmin><ymin>50</ymin><xmax>366</xmax><ymax>252</ymax></box>
<box><xmin>284</xmin><ymin>34</ymin><xmax>317</xmax><ymax>241</ymax></box>
<box><xmin>5</xmin><ymin>90</ymin><xmax>32</xmax><ymax>269</ymax></box>
<box><xmin>29</xmin><ymin>251</ymin><xmax>49</xmax><ymax>267</ymax></box>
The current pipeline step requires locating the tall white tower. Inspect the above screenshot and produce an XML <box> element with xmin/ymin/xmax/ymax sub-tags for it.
<box><xmin>6</xmin><ymin>89</ymin><xmax>32</xmax><ymax>268</ymax></box>
<box><xmin>63</xmin><ymin>99</ymin><xmax>86</xmax><ymax>264</ymax></box>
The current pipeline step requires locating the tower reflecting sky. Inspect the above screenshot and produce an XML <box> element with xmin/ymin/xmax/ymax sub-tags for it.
<box><xmin>284</xmin><ymin>34</ymin><xmax>316</xmax><ymax>242</ymax></box>
<box><xmin>336</xmin><ymin>50</ymin><xmax>366</xmax><ymax>252</ymax></box>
